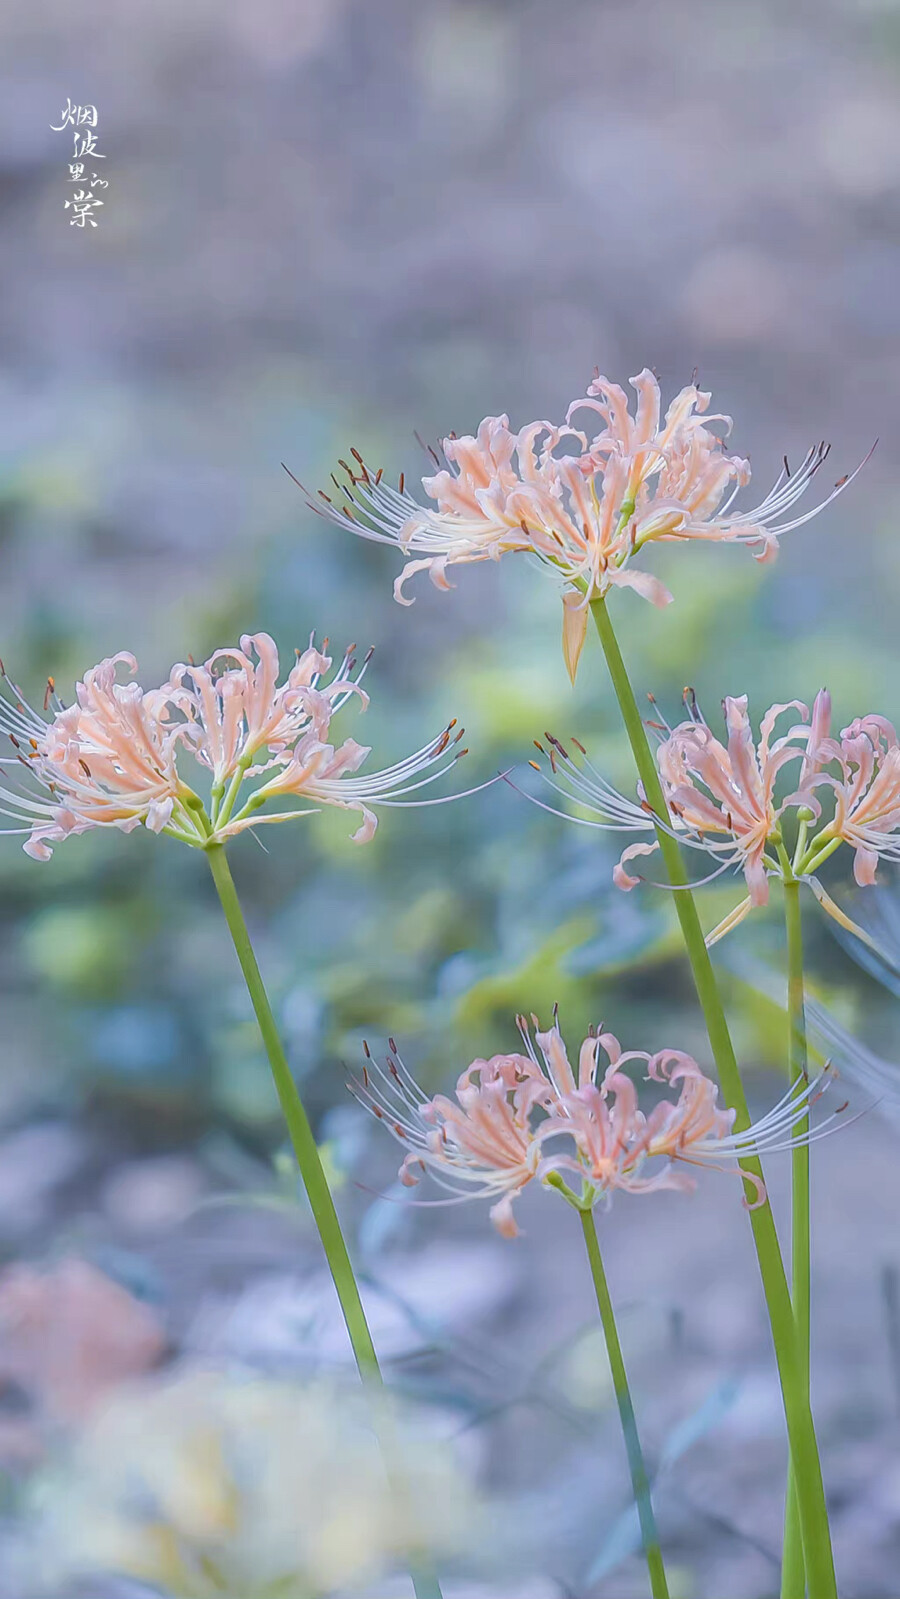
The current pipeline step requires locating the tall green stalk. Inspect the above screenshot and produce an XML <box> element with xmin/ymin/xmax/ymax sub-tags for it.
<box><xmin>589</xmin><ymin>597</ymin><xmax>836</xmax><ymax>1599</ymax></box>
<box><xmin>205</xmin><ymin>843</ymin><xmax>442</xmax><ymax>1599</ymax></box>
<box><xmin>780</xmin><ymin>870</ymin><xmax>811</xmax><ymax>1598</ymax></box>
<box><xmin>580</xmin><ymin>1209</ymin><xmax>670</xmax><ymax>1599</ymax></box>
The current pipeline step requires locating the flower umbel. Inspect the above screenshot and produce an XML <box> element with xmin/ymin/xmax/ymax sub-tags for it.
<box><xmin>300</xmin><ymin>370</ymin><xmax>861</xmax><ymax>679</ymax></box>
<box><xmin>0</xmin><ymin>634</ymin><xmax>467</xmax><ymax>860</ymax></box>
<box><xmin>526</xmin><ymin>691</ymin><xmax>900</xmax><ymax>947</ymax></box>
<box><xmin>354</xmin><ymin>1012</ymin><xmax>842</xmax><ymax>1233</ymax></box>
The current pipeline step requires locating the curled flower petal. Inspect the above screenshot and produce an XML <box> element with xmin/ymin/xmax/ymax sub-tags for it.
<box><xmin>614</xmin><ymin>841</ymin><xmax>661</xmax><ymax>890</ymax></box>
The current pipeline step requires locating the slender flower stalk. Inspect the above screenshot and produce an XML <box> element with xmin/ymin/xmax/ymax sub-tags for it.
<box><xmin>206</xmin><ymin>843</ymin><xmax>379</xmax><ymax>1379</ymax></box>
<box><xmin>579</xmin><ymin>1208</ymin><xmax>669</xmax><ymax>1599</ymax></box>
<box><xmin>780</xmin><ymin>858</ymin><xmax>810</xmax><ymax>1599</ymax></box>
<box><xmin>588</xmin><ymin>596</ymin><xmax>837</xmax><ymax>1599</ymax></box>
<box><xmin>206</xmin><ymin>847</ymin><xmax>443</xmax><ymax>1599</ymax></box>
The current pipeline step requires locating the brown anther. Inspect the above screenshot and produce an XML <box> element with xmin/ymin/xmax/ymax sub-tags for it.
<box><xmin>8</xmin><ymin>734</ymin><xmax>19</xmax><ymax>748</ymax></box>
<box><xmin>375</xmin><ymin>468</ymin><xmax>383</xmax><ymax>485</ymax></box>
<box><xmin>394</xmin><ymin>1124</ymin><xmax>406</xmax><ymax>1137</ymax></box>
<box><xmin>372</xmin><ymin>1105</ymin><xmax>383</xmax><ymax>1119</ymax></box>
<box><xmin>528</xmin><ymin>760</ymin><xmax>541</xmax><ymax>771</ymax></box>
<box><xmin>388</xmin><ymin>1037</ymin><xmax>397</xmax><ymax>1053</ymax></box>
<box><xmin>398</xmin><ymin>472</ymin><xmax>405</xmax><ymax>494</ymax></box>
<box><xmin>362</xmin><ymin>1065</ymin><xmax>369</xmax><ymax>1088</ymax></box>
<box><xmin>572</xmin><ymin>738</ymin><xmax>586</xmax><ymax>755</ymax></box>
<box><xmin>362</xmin><ymin>1040</ymin><xmax>371</xmax><ymax>1057</ymax></box>
<box><xmin>318</xmin><ymin>490</ymin><xmax>333</xmax><ymax>504</ymax></box>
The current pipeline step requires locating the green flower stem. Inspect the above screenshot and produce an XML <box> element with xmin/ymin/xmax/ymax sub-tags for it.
<box><xmin>589</xmin><ymin>596</ymin><xmax>836</xmax><ymax>1599</ymax></box>
<box><xmin>796</xmin><ymin>833</ymin><xmax>843</xmax><ymax>880</ymax></box>
<box><xmin>579</xmin><ymin>1209</ymin><xmax>670</xmax><ymax>1599</ymax></box>
<box><xmin>205</xmin><ymin>843</ymin><xmax>443</xmax><ymax>1599</ymax></box>
<box><xmin>780</xmin><ymin>867</ymin><xmax>811</xmax><ymax>1599</ymax></box>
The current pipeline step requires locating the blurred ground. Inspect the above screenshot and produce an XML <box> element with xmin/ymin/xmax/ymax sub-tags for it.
<box><xmin>1</xmin><ymin>1</ymin><xmax>900</xmax><ymax>1594</ymax></box>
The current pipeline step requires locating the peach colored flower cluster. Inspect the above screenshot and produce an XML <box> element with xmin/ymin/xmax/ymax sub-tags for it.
<box><xmin>0</xmin><ymin>633</ymin><xmax>464</xmax><ymax>859</ymax></box>
<box><xmin>354</xmin><ymin>1013</ymin><xmax>838</xmax><ymax>1237</ymax></box>
<box><xmin>531</xmin><ymin>689</ymin><xmax>900</xmax><ymax>945</ymax></box>
<box><xmin>307</xmin><ymin>369</ymin><xmax>857</xmax><ymax>679</ymax></box>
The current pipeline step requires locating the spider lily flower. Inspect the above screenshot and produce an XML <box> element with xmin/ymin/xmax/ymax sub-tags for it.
<box><xmin>525</xmin><ymin>691</ymin><xmax>900</xmax><ymax>948</ymax></box>
<box><xmin>299</xmin><ymin>370</ymin><xmax>862</xmax><ymax>681</ymax></box>
<box><xmin>0</xmin><ymin>653</ymin><xmax>192</xmax><ymax>861</ymax></box>
<box><xmin>553</xmin><ymin>1042</ymin><xmax>843</xmax><ymax>1210</ymax></box>
<box><xmin>0</xmin><ymin>634</ymin><xmax>471</xmax><ymax>860</ymax></box>
<box><xmin>811</xmin><ymin>712</ymin><xmax>900</xmax><ymax>887</ymax></box>
<box><xmin>351</xmin><ymin>1024</ymin><xmax>575</xmax><ymax>1239</ymax></box>
<box><xmin>353</xmin><ymin>1014</ymin><xmax>845</xmax><ymax>1232</ymax></box>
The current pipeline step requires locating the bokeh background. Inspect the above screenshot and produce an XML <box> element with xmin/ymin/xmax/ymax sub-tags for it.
<box><xmin>1</xmin><ymin>1</ymin><xmax>900</xmax><ymax>1595</ymax></box>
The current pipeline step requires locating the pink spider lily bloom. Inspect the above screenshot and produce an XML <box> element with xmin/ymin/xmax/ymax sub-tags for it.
<box><xmin>526</xmin><ymin>1029</ymin><xmax>760</xmax><ymax>1203</ymax></box>
<box><xmin>298</xmin><ymin>370</ymin><xmax>860</xmax><ymax>681</ymax></box>
<box><xmin>351</xmin><ymin>1026</ymin><xmax>576</xmax><ymax>1238</ymax></box>
<box><xmin>354</xmin><ymin>1013</ymin><xmax>847</xmax><ymax>1233</ymax></box>
<box><xmin>0</xmin><ymin>636</ymin><xmax>470</xmax><ymax>860</ymax></box>
<box><xmin>539</xmin><ymin>1027</ymin><xmax>846</xmax><ymax>1211</ymax></box>
<box><xmin>0</xmin><ymin>654</ymin><xmax>193</xmax><ymax>861</ymax></box>
<box><xmin>647</xmin><ymin>693</ymin><xmax>819</xmax><ymax>907</ymax></box>
<box><xmin>163</xmin><ymin>631</ymin><xmax>370</xmax><ymax>788</ymax></box>
<box><xmin>550</xmin><ymin>1026</ymin><xmax>851</xmax><ymax>1208</ymax></box>
<box><xmin>812</xmin><ymin>712</ymin><xmax>900</xmax><ymax>887</ymax></box>
<box><xmin>521</xmin><ymin>698</ymin><xmax>824</xmax><ymax>928</ymax></box>
<box><xmin>523</xmin><ymin>691</ymin><xmax>900</xmax><ymax>949</ymax></box>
